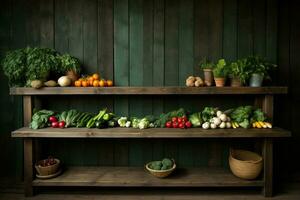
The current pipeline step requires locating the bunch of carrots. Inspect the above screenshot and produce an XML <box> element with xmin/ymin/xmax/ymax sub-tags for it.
<box><xmin>74</xmin><ymin>73</ymin><xmax>113</xmax><ymax>87</ymax></box>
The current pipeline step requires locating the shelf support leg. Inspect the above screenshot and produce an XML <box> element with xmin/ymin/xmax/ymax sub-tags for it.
<box><xmin>263</xmin><ymin>138</ymin><xmax>273</xmax><ymax>197</ymax></box>
<box><xmin>23</xmin><ymin>96</ymin><xmax>33</xmax><ymax>196</ymax></box>
<box><xmin>24</xmin><ymin>138</ymin><xmax>33</xmax><ymax>197</ymax></box>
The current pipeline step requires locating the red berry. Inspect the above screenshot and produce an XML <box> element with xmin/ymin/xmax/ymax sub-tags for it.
<box><xmin>172</xmin><ymin>122</ymin><xmax>179</xmax><ymax>128</ymax></box>
<box><xmin>51</xmin><ymin>121</ymin><xmax>59</xmax><ymax>128</ymax></box>
<box><xmin>185</xmin><ymin>121</ymin><xmax>192</xmax><ymax>128</ymax></box>
<box><xmin>182</xmin><ymin>116</ymin><xmax>188</xmax><ymax>122</ymax></box>
<box><xmin>58</xmin><ymin>121</ymin><xmax>66</xmax><ymax>128</ymax></box>
<box><xmin>49</xmin><ymin>116</ymin><xmax>58</xmax><ymax>123</ymax></box>
<box><xmin>171</xmin><ymin>117</ymin><xmax>178</xmax><ymax>123</ymax></box>
<box><xmin>165</xmin><ymin>121</ymin><xmax>172</xmax><ymax>128</ymax></box>
<box><xmin>178</xmin><ymin>122</ymin><xmax>185</xmax><ymax>129</ymax></box>
<box><xmin>177</xmin><ymin>117</ymin><xmax>183</xmax><ymax>123</ymax></box>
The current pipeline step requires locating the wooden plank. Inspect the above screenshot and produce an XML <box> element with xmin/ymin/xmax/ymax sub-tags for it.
<box><xmin>194</xmin><ymin>0</ymin><xmax>209</xmax><ymax>76</ymax></box>
<box><xmin>223</xmin><ymin>0</ymin><xmax>237</xmax><ymax>62</ymax></box>
<box><xmin>54</xmin><ymin>0</ymin><xmax>69</xmax><ymax>53</ymax></box>
<box><xmin>253</xmin><ymin>0</ymin><xmax>266</xmax><ymax>57</ymax></box>
<box><xmin>98</xmin><ymin>0</ymin><xmax>114</xmax><ymax>80</ymax></box>
<box><xmin>266</xmin><ymin>0</ymin><xmax>278</xmax><ymax>63</ymax></box>
<box><xmin>262</xmin><ymin>95</ymin><xmax>274</xmax><ymax>122</ymax></box>
<box><xmin>26</xmin><ymin>0</ymin><xmax>40</xmax><ymax>46</ymax></box>
<box><xmin>24</xmin><ymin>138</ymin><xmax>33</xmax><ymax>196</ymax></box>
<box><xmin>263</xmin><ymin>138</ymin><xmax>273</xmax><ymax>197</ymax></box>
<box><xmin>12</xmin><ymin>127</ymin><xmax>291</xmax><ymax>138</ymax></box>
<box><xmin>237</xmin><ymin>0</ymin><xmax>253</xmax><ymax>58</ymax></box>
<box><xmin>23</xmin><ymin>96</ymin><xmax>32</xmax><ymax>126</ymax></box>
<box><xmin>10</xmin><ymin>87</ymin><xmax>289</xmax><ymax>95</ymax></box>
<box><xmin>179</xmin><ymin>0</ymin><xmax>194</xmax><ymax>86</ymax></box>
<box><xmin>39</xmin><ymin>0</ymin><xmax>54</xmax><ymax>48</ymax></box>
<box><xmin>32</xmin><ymin>166</ymin><xmax>264</xmax><ymax>187</ymax></box>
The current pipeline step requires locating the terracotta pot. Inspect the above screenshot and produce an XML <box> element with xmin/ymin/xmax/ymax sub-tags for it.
<box><xmin>203</xmin><ymin>69</ymin><xmax>214</xmax><ymax>86</ymax></box>
<box><xmin>231</xmin><ymin>77</ymin><xmax>242</xmax><ymax>87</ymax></box>
<box><xmin>66</xmin><ymin>70</ymin><xmax>79</xmax><ymax>84</ymax></box>
<box><xmin>214</xmin><ymin>77</ymin><xmax>226</xmax><ymax>87</ymax></box>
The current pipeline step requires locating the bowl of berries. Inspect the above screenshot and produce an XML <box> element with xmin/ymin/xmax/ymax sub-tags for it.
<box><xmin>35</xmin><ymin>156</ymin><xmax>60</xmax><ymax>177</ymax></box>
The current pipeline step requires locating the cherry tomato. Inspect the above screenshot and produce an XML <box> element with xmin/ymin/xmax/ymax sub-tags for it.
<box><xmin>49</xmin><ymin>116</ymin><xmax>58</xmax><ymax>123</ymax></box>
<box><xmin>178</xmin><ymin>122</ymin><xmax>185</xmax><ymax>129</ymax></box>
<box><xmin>177</xmin><ymin>117</ymin><xmax>183</xmax><ymax>123</ymax></box>
<box><xmin>165</xmin><ymin>121</ymin><xmax>172</xmax><ymax>128</ymax></box>
<box><xmin>58</xmin><ymin>121</ymin><xmax>66</xmax><ymax>128</ymax></box>
<box><xmin>51</xmin><ymin>121</ymin><xmax>59</xmax><ymax>128</ymax></box>
<box><xmin>182</xmin><ymin>116</ymin><xmax>188</xmax><ymax>122</ymax></box>
<box><xmin>172</xmin><ymin>122</ymin><xmax>179</xmax><ymax>128</ymax></box>
<box><xmin>185</xmin><ymin>121</ymin><xmax>192</xmax><ymax>128</ymax></box>
<box><xmin>171</xmin><ymin>117</ymin><xmax>178</xmax><ymax>123</ymax></box>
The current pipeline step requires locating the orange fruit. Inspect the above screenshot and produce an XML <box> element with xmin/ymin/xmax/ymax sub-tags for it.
<box><xmin>82</xmin><ymin>80</ymin><xmax>88</xmax><ymax>87</ymax></box>
<box><xmin>92</xmin><ymin>73</ymin><xmax>100</xmax><ymax>80</ymax></box>
<box><xmin>106</xmin><ymin>80</ymin><xmax>113</xmax><ymax>87</ymax></box>
<box><xmin>99</xmin><ymin>80</ymin><xmax>105</xmax><ymax>87</ymax></box>
<box><xmin>74</xmin><ymin>80</ymin><xmax>82</xmax><ymax>87</ymax></box>
<box><xmin>93</xmin><ymin>80</ymin><xmax>99</xmax><ymax>87</ymax></box>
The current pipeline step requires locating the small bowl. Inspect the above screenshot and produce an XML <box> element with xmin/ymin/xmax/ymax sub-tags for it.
<box><xmin>35</xmin><ymin>158</ymin><xmax>60</xmax><ymax>176</ymax></box>
<box><xmin>145</xmin><ymin>160</ymin><xmax>176</xmax><ymax>178</ymax></box>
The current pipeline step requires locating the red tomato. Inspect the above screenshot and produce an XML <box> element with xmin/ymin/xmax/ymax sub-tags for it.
<box><xmin>171</xmin><ymin>117</ymin><xmax>178</xmax><ymax>123</ymax></box>
<box><xmin>165</xmin><ymin>121</ymin><xmax>172</xmax><ymax>128</ymax></box>
<box><xmin>49</xmin><ymin>116</ymin><xmax>58</xmax><ymax>123</ymax></box>
<box><xmin>51</xmin><ymin>121</ymin><xmax>59</xmax><ymax>128</ymax></box>
<box><xmin>178</xmin><ymin>122</ymin><xmax>185</xmax><ymax>129</ymax></box>
<box><xmin>182</xmin><ymin>116</ymin><xmax>188</xmax><ymax>122</ymax></box>
<box><xmin>177</xmin><ymin>117</ymin><xmax>183</xmax><ymax>123</ymax></box>
<box><xmin>185</xmin><ymin>121</ymin><xmax>192</xmax><ymax>128</ymax></box>
<box><xmin>58</xmin><ymin>121</ymin><xmax>66</xmax><ymax>128</ymax></box>
<box><xmin>172</xmin><ymin>122</ymin><xmax>179</xmax><ymax>128</ymax></box>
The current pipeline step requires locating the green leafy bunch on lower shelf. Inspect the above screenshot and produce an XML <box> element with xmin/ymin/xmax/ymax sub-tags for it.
<box><xmin>149</xmin><ymin>158</ymin><xmax>174</xmax><ymax>171</ymax></box>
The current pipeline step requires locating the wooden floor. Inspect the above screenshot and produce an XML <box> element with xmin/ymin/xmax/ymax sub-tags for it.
<box><xmin>1</xmin><ymin>182</ymin><xmax>300</xmax><ymax>200</ymax></box>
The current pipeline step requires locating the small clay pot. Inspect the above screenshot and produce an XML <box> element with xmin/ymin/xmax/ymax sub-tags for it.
<box><xmin>214</xmin><ymin>77</ymin><xmax>226</xmax><ymax>87</ymax></box>
<box><xmin>66</xmin><ymin>70</ymin><xmax>79</xmax><ymax>84</ymax></box>
<box><xmin>231</xmin><ymin>77</ymin><xmax>242</xmax><ymax>87</ymax></box>
<box><xmin>203</xmin><ymin>69</ymin><xmax>214</xmax><ymax>86</ymax></box>
<box><xmin>249</xmin><ymin>73</ymin><xmax>264</xmax><ymax>87</ymax></box>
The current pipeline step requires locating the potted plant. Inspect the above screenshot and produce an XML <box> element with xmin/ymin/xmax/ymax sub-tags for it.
<box><xmin>59</xmin><ymin>54</ymin><xmax>81</xmax><ymax>83</ymax></box>
<box><xmin>1</xmin><ymin>48</ymin><xmax>27</xmax><ymax>86</ymax></box>
<box><xmin>213</xmin><ymin>59</ymin><xmax>228</xmax><ymax>87</ymax></box>
<box><xmin>199</xmin><ymin>58</ymin><xmax>214</xmax><ymax>86</ymax></box>
<box><xmin>229</xmin><ymin>59</ymin><xmax>249</xmax><ymax>87</ymax></box>
<box><xmin>246</xmin><ymin>56</ymin><xmax>276</xmax><ymax>87</ymax></box>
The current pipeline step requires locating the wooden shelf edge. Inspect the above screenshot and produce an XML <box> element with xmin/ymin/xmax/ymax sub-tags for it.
<box><xmin>11</xmin><ymin>127</ymin><xmax>291</xmax><ymax>138</ymax></box>
<box><xmin>10</xmin><ymin>86</ymin><xmax>288</xmax><ymax>95</ymax></box>
<box><xmin>32</xmin><ymin>167</ymin><xmax>264</xmax><ymax>187</ymax></box>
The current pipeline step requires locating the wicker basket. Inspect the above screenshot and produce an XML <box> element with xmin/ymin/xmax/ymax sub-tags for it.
<box><xmin>145</xmin><ymin>161</ymin><xmax>176</xmax><ymax>178</ymax></box>
<box><xmin>35</xmin><ymin>158</ymin><xmax>60</xmax><ymax>176</ymax></box>
<box><xmin>229</xmin><ymin>149</ymin><xmax>263</xmax><ymax>180</ymax></box>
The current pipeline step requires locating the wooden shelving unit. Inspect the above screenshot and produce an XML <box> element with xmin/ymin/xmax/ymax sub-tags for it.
<box><xmin>10</xmin><ymin>86</ymin><xmax>290</xmax><ymax>197</ymax></box>
<box><xmin>32</xmin><ymin>167</ymin><xmax>264</xmax><ymax>187</ymax></box>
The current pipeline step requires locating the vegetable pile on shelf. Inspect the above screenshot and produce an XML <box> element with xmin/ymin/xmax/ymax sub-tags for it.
<box><xmin>74</xmin><ymin>73</ymin><xmax>113</xmax><ymax>87</ymax></box>
<box><xmin>29</xmin><ymin>106</ymin><xmax>273</xmax><ymax>130</ymax></box>
<box><xmin>148</xmin><ymin>158</ymin><xmax>174</xmax><ymax>171</ymax></box>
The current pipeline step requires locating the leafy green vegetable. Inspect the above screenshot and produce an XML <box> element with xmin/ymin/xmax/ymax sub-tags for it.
<box><xmin>30</xmin><ymin>110</ymin><xmax>54</xmax><ymax>129</ymax></box>
<box><xmin>188</xmin><ymin>112</ymin><xmax>202</xmax><ymax>127</ymax></box>
<box><xmin>251</xmin><ymin>109</ymin><xmax>266</xmax><ymax>122</ymax></box>
<box><xmin>202</xmin><ymin>107</ymin><xmax>217</xmax><ymax>122</ymax></box>
<box><xmin>59</xmin><ymin>54</ymin><xmax>81</xmax><ymax>74</ymax></box>
<box><xmin>230</xmin><ymin>106</ymin><xmax>253</xmax><ymax>128</ymax></box>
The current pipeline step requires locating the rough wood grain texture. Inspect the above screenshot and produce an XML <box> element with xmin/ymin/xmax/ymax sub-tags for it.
<box><xmin>263</xmin><ymin>138</ymin><xmax>273</xmax><ymax>197</ymax></box>
<box><xmin>12</xmin><ymin>127</ymin><xmax>291</xmax><ymax>138</ymax></box>
<box><xmin>24</xmin><ymin>139</ymin><xmax>33</xmax><ymax>197</ymax></box>
<box><xmin>262</xmin><ymin>95</ymin><xmax>274</xmax><ymax>122</ymax></box>
<box><xmin>10</xmin><ymin>87</ymin><xmax>288</xmax><ymax>95</ymax></box>
<box><xmin>32</xmin><ymin>166</ymin><xmax>264</xmax><ymax>187</ymax></box>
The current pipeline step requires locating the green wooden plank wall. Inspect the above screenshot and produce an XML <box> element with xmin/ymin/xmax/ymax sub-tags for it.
<box><xmin>2</xmin><ymin>0</ymin><xmax>298</xmax><ymax>180</ymax></box>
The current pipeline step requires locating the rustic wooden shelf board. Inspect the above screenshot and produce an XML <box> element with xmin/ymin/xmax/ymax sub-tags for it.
<box><xmin>32</xmin><ymin>167</ymin><xmax>263</xmax><ymax>187</ymax></box>
<box><xmin>10</xmin><ymin>86</ymin><xmax>288</xmax><ymax>95</ymax></box>
<box><xmin>12</xmin><ymin>127</ymin><xmax>291</xmax><ymax>138</ymax></box>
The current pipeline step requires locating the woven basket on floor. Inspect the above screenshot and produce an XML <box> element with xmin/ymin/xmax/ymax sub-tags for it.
<box><xmin>229</xmin><ymin>149</ymin><xmax>263</xmax><ymax>180</ymax></box>
<box><xmin>145</xmin><ymin>161</ymin><xmax>176</xmax><ymax>178</ymax></box>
